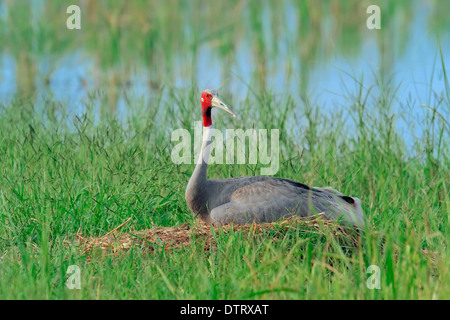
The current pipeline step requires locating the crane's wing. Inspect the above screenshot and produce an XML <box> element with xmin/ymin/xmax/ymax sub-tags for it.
<box><xmin>210</xmin><ymin>179</ymin><xmax>317</xmax><ymax>225</ymax></box>
<box><xmin>209</xmin><ymin>178</ymin><xmax>364</xmax><ymax>227</ymax></box>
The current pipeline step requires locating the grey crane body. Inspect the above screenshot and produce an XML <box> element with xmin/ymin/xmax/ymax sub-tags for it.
<box><xmin>185</xmin><ymin>89</ymin><xmax>365</xmax><ymax>228</ymax></box>
<box><xmin>186</xmin><ymin>172</ymin><xmax>364</xmax><ymax>227</ymax></box>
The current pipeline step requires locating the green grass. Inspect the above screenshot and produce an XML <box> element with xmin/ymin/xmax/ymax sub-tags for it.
<box><xmin>0</xmin><ymin>78</ymin><xmax>448</xmax><ymax>299</ymax></box>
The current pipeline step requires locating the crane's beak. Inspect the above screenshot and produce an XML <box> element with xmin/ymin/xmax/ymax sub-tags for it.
<box><xmin>211</xmin><ymin>96</ymin><xmax>236</xmax><ymax>117</ymax></box>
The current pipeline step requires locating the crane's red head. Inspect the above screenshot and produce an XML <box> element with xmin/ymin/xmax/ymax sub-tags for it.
<box><xmin>201</xmin><ymin>89</ymin><xmax>235</xmax><ymax>127</ymax></box>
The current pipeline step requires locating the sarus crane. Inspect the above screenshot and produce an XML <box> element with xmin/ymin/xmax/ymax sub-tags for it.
<box><xmin>185</xmin><ymin>89</ymin><xmax>365</xmax><ymax>228</ymax></box>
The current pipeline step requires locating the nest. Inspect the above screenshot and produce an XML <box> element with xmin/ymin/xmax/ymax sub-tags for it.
<box><xmin>65</xmin><ymin>215</ymin><xmax>358</xmax><ymax>261</ymax></box>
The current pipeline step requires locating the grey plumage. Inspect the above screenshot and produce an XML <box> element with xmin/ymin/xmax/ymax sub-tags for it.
<box><xmin>186</xmin><ymin>175</ymin><xmax>365</xmax><ymax>227</ymax></box>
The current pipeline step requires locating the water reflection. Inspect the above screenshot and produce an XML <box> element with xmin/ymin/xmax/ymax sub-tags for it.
<box><xmin>0</xmin><ymin>0</ymin><xmax>449</xmax><ymax>151</ymax></box>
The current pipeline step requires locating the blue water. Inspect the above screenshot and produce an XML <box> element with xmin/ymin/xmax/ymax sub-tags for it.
<box><xmin>0</xmin><ymin>1</ymin><xmax>449</xmax><ymax>154</ymax></box>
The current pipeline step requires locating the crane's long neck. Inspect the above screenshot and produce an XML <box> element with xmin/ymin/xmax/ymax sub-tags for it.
<box><xmin>185</xmin><ymin>107</ymin><xmax>214</xmax><ymax>223</ymax></box>
<box><xmin>187</xmin><ymin>124</ymin><xmax>213</xmax><ymax>190</ymax></box>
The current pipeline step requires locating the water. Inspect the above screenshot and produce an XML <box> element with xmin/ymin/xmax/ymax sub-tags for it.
<box><xmin>0</xmin><ymin>0</ymin><xmax>449</xmax><ymax>153</ymax></box>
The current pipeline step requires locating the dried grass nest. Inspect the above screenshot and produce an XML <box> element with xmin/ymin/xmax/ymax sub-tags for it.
<box><xmin>64</xmin><ymin>215</ymin><xmax>360</xmax><ymax>260</ymax></box>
